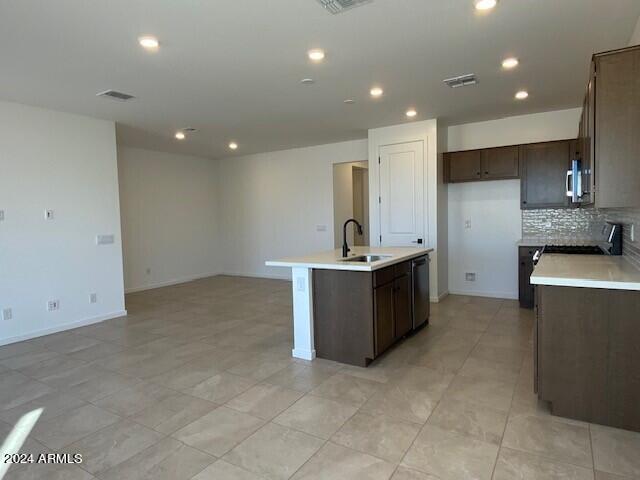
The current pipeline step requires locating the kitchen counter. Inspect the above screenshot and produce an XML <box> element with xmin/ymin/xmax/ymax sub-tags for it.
<box><xmin>531</xmin><ymin>254</ymin><xmax>640</xmax><ymax>291</ymax></box>
<box><xmin>517</xmin><ymin>237</ymin><xmax>601</xmax><ymax>247</ymax></box>
<box><xmin>266</xmin><ymin>246</ymin><xmax>433</xmax><ymax>272</ymax></box>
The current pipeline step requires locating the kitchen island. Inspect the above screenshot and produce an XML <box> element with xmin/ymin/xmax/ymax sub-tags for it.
<box><xmin>266</xmin><ymin>247</ymin><xmax>432</xmax><ymax>366</ymax></box>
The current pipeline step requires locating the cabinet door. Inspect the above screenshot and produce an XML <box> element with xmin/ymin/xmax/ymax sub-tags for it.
<box><xmin>394</xmin><ymin>274</ymin><xmax>412</xmax><ymax>339</ymax></box>
<box><xmin>374</xmin><ymin>282</ymin><xmax>395</xmax><ymax>356</ymax></box>
<box><xmin>594</xmin><ymin>48</ymin><xmax>640</xmax><ymax>207</ymax></box>
<box><xmin>520</xmin><ymin>141</ymin><xmax>571</xmax><ymax>209</ymax></box>
<box><xmin>518</xmin><ymin>247</ymin><xmax>540</xmax><ymax>309</ymax></box>
<box><xmin>481</xmin><ymin>146</ymin><xmax>519</xmax><ymax>180</ymax></box>
<box><xmin>581</xmin><ymin>69</ymin><xmax>595</xmax><ymax>206</ymax></box>
<box><xmin>445</xmin><ymin>150</ymin><xmax>482</xmax><ymax>183</ymax></box>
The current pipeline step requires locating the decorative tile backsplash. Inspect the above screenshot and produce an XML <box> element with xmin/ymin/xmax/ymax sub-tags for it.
<box><xmin>522</xmin><ymin>207</ymin><xmax>640</xmax><ymax>269</ymax></box>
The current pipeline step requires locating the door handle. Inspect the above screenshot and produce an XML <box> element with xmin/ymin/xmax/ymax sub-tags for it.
<box><xmin>411</xmin><ymin>239</ymin><xmax>423</xmax><ymax>244</ymax></box>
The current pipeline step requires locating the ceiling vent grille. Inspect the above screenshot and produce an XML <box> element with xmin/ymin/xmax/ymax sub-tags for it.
<box><xmin>96</xmin><ymin>90</ymin><xmax>136</xmax><ymax>101</ymax></box>
<box><xmin>443</xmin><ymin>74</ymin><xmax>478</xmax><ymax>88</ymax></box>
<box><xmin>316</xmin><ymin>0</ymin><xmax>372</xmax><ymax>14</ymax></box>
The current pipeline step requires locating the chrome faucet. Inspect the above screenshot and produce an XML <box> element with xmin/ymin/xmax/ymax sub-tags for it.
<box><xmin>342</xmin><ymin>218</ymin><xmax>364</xmax><ymax>258</ymax></box>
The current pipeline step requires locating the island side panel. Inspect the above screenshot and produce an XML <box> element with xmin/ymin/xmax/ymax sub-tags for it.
<box><xmin>312</xmin><ymin>269</ymin><xmax>374</xmax><ymax>367</ymax></box>
<box><xmin>291</xmin><ymin>266</ymin><xmax>316</xmax><ymax>361</ymax></box>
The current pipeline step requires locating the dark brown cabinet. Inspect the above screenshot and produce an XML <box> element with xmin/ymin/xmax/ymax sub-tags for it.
<box><xmin>313</xmin><ymin>255</ymin><xmax>429</xmax><ymax>367</ymax></box>
<box><xmin>481</xmin><ymin>146</ymin><xmax>519</xmax><ymax>180</ymax></box>
<box><xmin>444</xmin><ymin>150</ymin><xmax>481</xmax><ymax>182</ymax></box>
<box><xmin>518</xmin><ymin>246</ymin><xmax>542</xmax><ymax>309</ymax></box>
<box><xmin>535</xmin><ymin>285</ymin><xmax>640</xmax><ymax>431</ymax></box>
<box><xmin>520</xmin><ymin>140</ymin><xmax>571</xmax><ymax>209</ymax></box>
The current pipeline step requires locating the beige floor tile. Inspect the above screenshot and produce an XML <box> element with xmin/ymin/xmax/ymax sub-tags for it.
<box><xmin>224</xmin><ymin>423</ymin><xmax>324</xmax><ymax>480</ymax></box>
<box><xmin>31</xmin><ymin>404</ymin><xmax>121</xmax><ymax>450</ymax></box>
<box><xmin>310</xmin><ymin>373</ymin><xmax>380</xmax><ymax>407</ymax></box>
<box><xmin>0</xmin><ymin>390</ymin><xmax>86</xmax><ymax>425</ymax></box>
<box><xmin>361</xmin><ymin>383</ymin><xmax>438</xmax><ymax>425</ymax></box>
<box><xmin>591</xmin><ymin>424</ymin><xmax>640</xmax><ymax>477</ymax></box>
<box><xmin>594</xmin><ymin>471</ymin><xmax>634</xmax><ymax>480</ymax></box>
<box><xmin>172</xmin><ymin>406</ymin><xmax>265</xmax><ymax>457</ymax></box>
<box><xmin>226</xmin><ymin>383</ymin><xmax>303</xmax><ymax>420</ymax></box>
<box><xmin>12</xmin><ymin>354</ymin><xmax>88</xmax><ymax>380</ymax></box>
<box><xmin>391</xmin><ymin>466</ymin><xmax>441</xmax><ymax>479</ymax></box>
<box><xmin>502</xmin><ymin>415</ymin><xmax>592</xmax><ymax>468</ymax></box>
<box><xmin>192</xmin><ymin>460</ymin><xmax>266</xmax><ymax>480</ymax></box>
<box><xmin>227</xmin><ymin>355</ymin><xmax>292</xmax><ymax>381</ymax></box>
<box><xmin>332</xmin><ymin>412</ymin><xmax>420</xmax><ymax>462</ymax></box>
<box><xmin>443</xmin><ymin>373</ymin><xmax>516</xmax><ymax>412</ymax></box>
<box><xmin>132</xmin><ymin>393</ymin><xmax>217</xmax><ymax>434</ymax></box>
<box><xmin>469</xmin><ymin>343</ymin><xmax>526</xmax><ymax>368</ymax></box>
<box><xmin>94</xmin><ymin>381</ymin><xmax>177</xmax><ymax>416</ymax></box>
<box><xmin>185</xmin><ymin>372</ymin><xmax>257</xmax><ymax>404</ymax></box>
<box><xmin>4</xmin><ymin>462</ymin><xmax>94</xmax><ymax>480</ymax></box>
<box><xmin>98</xmin><ymin>437</ymin><xmax>214</xmax><ymax>480</ymax></box>
<box><xmin>273</xmin><ymin>394</ymin><xmax>357</xmax><ymax>439</ymax></box>
<box><xmin>401</xmin><ymin>425</ymin><xmax>499</xmax><ymax>480</ymax></box>
<box><xmin>291</xmin><ymin>442</ymin><xmax>396</xmax><ymax>480</ymax></box>
<box><xmin>0</xmin><ymin>350</ymin><xmax>60</xmax><ymax>370</ymax></box>
<box><xmin>427</xmin><ymin>398</ymin><xmax>507</xmax><ymax>445</ymax></box>
<box><xmin>458</xmin><ymin>355</ymin><xmax>521</xmax><ymax>383</ymax></box>
<box><xmin>265</xmin><ymin>364</ymin><xmax>333</xmax><ymax>393</ymax></box>
<box><xmin>63</xmin><ymin>419</ymin><xmax>163</xmax><ymax>475</ymax></box>
<box><xmin>493</xmin><ymin>447</ymin><xmax>594</xmax><ymax>480</ymax></box>
<box><xmin>0</xmin><ymin>342</ymin><xmax>47</xmax><ymax>361</ymax></box>
<box><xmin>0</xmin><ymin>372</ymin><xmax>53</xmax><ymax>411</ymax></box>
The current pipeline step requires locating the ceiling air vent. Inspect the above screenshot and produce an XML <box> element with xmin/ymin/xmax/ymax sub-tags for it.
<box><xmin>316</xmin><ymin>0</ymin><xmax>372</xmax><ymax>14</ymax></box>
<box><xmin>96</xmin><ymin>90</ymin><xmax>136</xmax><ymax>101</ymax></box>
<box><xmin>443</xmin><ymin>74</ymin><xmax>478</xmax><ymax>88</ymax></box>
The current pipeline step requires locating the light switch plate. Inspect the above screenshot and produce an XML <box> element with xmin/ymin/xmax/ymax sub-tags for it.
<box><xmin>2</xmin><ymin>308</ymin><xmax>11</xmax><ymax>321</ymax></box>
<box><xmin>45</xmin><ymin>209</ymin><xmax>54</xmax><ymax>220</ymax></box>
<box><xmin>47</xmin><ymin>300</ymin><xmax>60</xmax><ymax>311</ymax></box>
<box><xmin>296</xmin><ymin>277</ymin><xmax>306</xmax><ymax>292</ymax></box>
<box><xmin>0</xmin><ymin>210</ymin><xmax>4</xmax><ymax>221</ymax></box>
<box><xmin>90</xmin><ymin>293</ymin><xmax>97</xmax><ymax>304</ymax></box>
<box><xmin>465</xmin><ymin>272</ymin><xmax>476</xmax><ymax>282</ymax></box>
<box><xmin>96</xmin><ymin>234</ymin><xmax>115</xmax><ymax>245</ymax></box>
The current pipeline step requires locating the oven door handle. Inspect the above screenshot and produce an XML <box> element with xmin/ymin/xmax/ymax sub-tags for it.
<box><xmin>533</xmin><ymin>250</ymin><xmax>541</xmax><ymax>264</ymax></box>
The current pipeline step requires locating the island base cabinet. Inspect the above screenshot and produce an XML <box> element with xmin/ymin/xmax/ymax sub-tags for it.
<box><xmin>312</xmin><ymin>256</ymin><xmax>428</xmax><ymax>367</ymax></box>
<box><xmin>536</xmin><ymin>285</ymin><xmax>640</xmax><ymax>432</ymax></box>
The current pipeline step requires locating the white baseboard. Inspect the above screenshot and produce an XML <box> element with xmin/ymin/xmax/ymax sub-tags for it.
<box><xmin>0</xmin><ymin>310</ymin><xmax>127</xmax><ymax>347</ymax></box>
<box><xmin>125</xmin><ymin>272</ymin><xmax>222</xmax><ymax>293</ymax></box>
<box><xmin>220</xmin><ymin>271</ymin><xmax>291</xmax><ymax>281</ymax></box>
<box><xmin>430</xmin><ymin>290</ymin><xmax>449</xmax><ymax>303</ymax></box>
<box><xmin>448</xmin><ymin>289</ymin><xmax>518</xmax><ymax>300</ymax></box>
<box><xmin>292</xmin><ymin>348</ymin><xmax>316</xmax><ymax>361</ymax></box>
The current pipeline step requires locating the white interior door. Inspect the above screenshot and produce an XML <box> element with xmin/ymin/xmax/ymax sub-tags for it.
<box><xmin>379</xmin><ymin>141</ymin><xmax>424</xmax><ymax>246</ymax></box>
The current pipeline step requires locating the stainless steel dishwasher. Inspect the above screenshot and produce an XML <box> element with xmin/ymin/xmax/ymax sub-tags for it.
<box><xmin>412</xmin><ymin>255</ymin><xmax>430</xmax><ymax>329</ymax></box>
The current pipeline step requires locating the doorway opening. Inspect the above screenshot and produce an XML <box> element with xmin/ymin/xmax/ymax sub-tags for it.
<box><xmin>332</xmin><ymin>161</ymin><xmax>369</xmax><ymax>248</ymax></box>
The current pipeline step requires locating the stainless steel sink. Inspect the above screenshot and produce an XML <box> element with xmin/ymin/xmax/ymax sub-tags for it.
<box><xmin>339</xmin><ymin>254</ymin><xmax>392</xmax><ymax>263</ymax></box>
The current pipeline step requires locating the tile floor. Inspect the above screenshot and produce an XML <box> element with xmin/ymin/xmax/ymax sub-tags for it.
<box><xmin>1</xmin><ymin>275</ymin><xmax>640</xmax><ymax>479</ymax></box>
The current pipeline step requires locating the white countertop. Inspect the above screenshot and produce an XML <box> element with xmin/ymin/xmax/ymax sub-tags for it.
<box><xmin>531</xmin><ymin>254</ymin><xmax>640</xmax><ymax>291</ymax></box>
<box><xmin>266</xmin><ymin>247</ymin><xmax>432</xmax><ymax>272</ymax></box>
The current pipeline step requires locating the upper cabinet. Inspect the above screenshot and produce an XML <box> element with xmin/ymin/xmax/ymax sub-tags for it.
<box><xmin>444</xmin><ymin>150</ymin><xmax>481</xmax><ymax>182</ymax></box>
<box><xmin>481</xmin><ymin>146</ymin><xmax>520</xmax><ymax>181</ymax></box>
<box><xmin>444</xmin><ymin>146</ymin><xmax>518</xmax><ymax>183</ymax></box>
<box><xmin>586</xmin><ymin>46</ymin><xmax>640</xmax><ymax>208</ymax></box>
<box><xmin>520</xmin><ymin>140</ymin><xmax>572</xmax><ymax>209</ymax></box>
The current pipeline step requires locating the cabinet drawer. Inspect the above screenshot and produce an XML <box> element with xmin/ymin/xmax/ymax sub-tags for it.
<box><xmin>373</xmin><ymin>266</ymin><xmax>396</xmax><ymax>287</ymax></box>
<box><xmin>394</xmin><ymin>260</ymin><xmax>412</xmax><ymax>276</ymax></box>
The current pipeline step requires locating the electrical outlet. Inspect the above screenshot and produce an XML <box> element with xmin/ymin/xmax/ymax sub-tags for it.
<box><xmin>90</xmin><ymin>293</ymin><xmax>97</xmax><ymax>304</ymax></box>
<box><xmin>464</xmin><ymin>220</ymin><xmax>471</xmax><ymax>229</ymax></box>
<box><xmin>316</xmin><ymin>225</ymin><xmax>327</xmax><ymax>232</ymax></box>
<box><xmin>296</xmin><ymin>277</ymin><xmax>306</xmax><ymax>292</ymax></box>
<box><xmin>0</xmin><ymin>210</ymin><xmax>4</xmax><ymax>221</ymax></box>
<box><xmin>465</xmin><ymin>272</ymin><xmax>476</xmax><ymax>282</ymax></box>
<box><xmin>47</xmin><ymin>300</ymin><xmax>60</xmax><ymax>311</ymax></box>
<box><xmin>2</xmin><ymin>308</ymin><xmax>12</xmax><ymax>321</ymax></box>
<box><xmin>45</xmin><ymin>209</ymin><xmax>54</xmax><ymax>220</ymax></box>
<box><xmin>96</xmin><ymin>234</ymin><xmax>115</xmax><ymax>245</ymax></box>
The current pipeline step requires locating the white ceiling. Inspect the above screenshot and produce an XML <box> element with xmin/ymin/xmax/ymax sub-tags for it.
<box><xmin>1</xmin><ymin>0</ymin><xmax>639</xmax><ymax>159</ymax></box>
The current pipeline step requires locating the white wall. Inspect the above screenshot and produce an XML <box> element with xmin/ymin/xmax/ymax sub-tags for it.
<box><xmin>0</xmin><ymin>101</ymin><xmax>125</xmax><ymax>345</ymax></box>
<box><xmin>118</xmin><ymin>147</ymin><xmax>221</xmax><ymax>292</ymax></box>
<box><xmin>218</xmin><ymin>139</ymin><xmax>368</xmax><ymax>279</ymax></box>
<box><xmin>446</xmin><ymin>108</ymin><xmax>581</xmax><ymax>299</ymax></box>
<box><xmin>368</xmin><ymin>120</ymin><xmax>444</xmax><ymax>300</ymax></box>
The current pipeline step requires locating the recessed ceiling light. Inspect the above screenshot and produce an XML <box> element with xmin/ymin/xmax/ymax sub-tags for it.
<box><xmin>138</xmin><ymin>36</ymin><xmax>159</xmax><ymax>50</ymax></box>
<box><xmin>370</xmin><ymin>87</ymin><xmax>383</xmax><ymax>98</ymax></box>
<box><xmin>515</xmin><ymin>90</ymin><xmax>529</xmax><ymax>100</ymax></box>
<box><xmin>502</xmin><ymin>57</ymin><xmax>519</xmax><ymax>69</ymax></box>
<box><xmin>308</xmin><ymin>49</ymin><xmax>325</xmax><ymax>62</ymax></box>
<box><xmin>300</xmin><ymin>78</ymin><xmax>315</xmax><ymax>85</ymax></box>
<box><xmin>406</xmin><ymin>109</ymin><xmax>417</xmax><ymax>118</ymax></box>
<box><xmin>229</xmin><ymin>142</ymin><xmax>238</xmax><ymax>150</ymax></box>
<box><xmin>475</xmin><ymin>0</ymin><xmax>497</xmax><ymax>11</ymax></box>
<box><xmin>175</xmin><ymin>131</ymin><xmax>185</xmax><ymax>140</ymax></box>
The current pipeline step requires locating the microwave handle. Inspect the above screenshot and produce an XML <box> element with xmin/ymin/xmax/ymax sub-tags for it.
<box><xmin>566</xmin><ymin>169</ymin><xmax>573</xmax><ymax>198</ymax></box>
